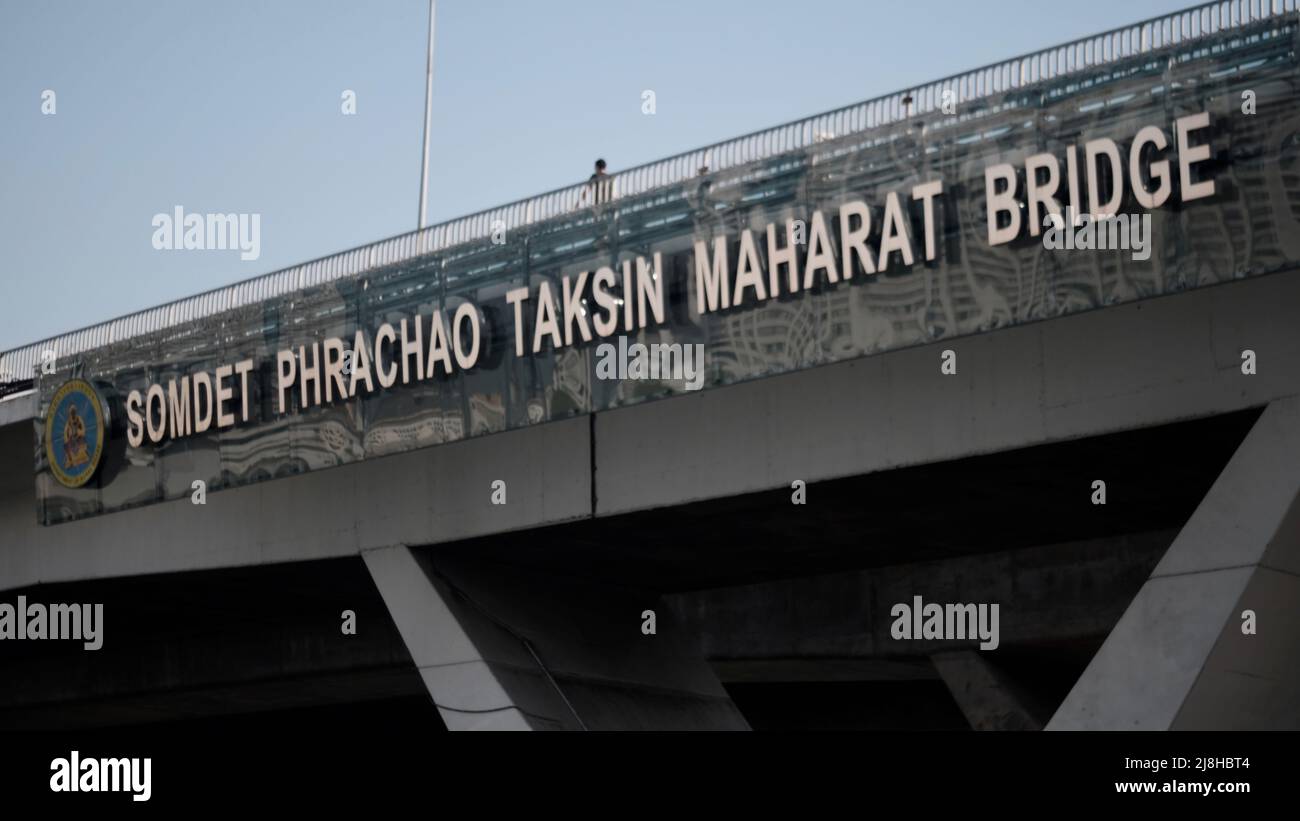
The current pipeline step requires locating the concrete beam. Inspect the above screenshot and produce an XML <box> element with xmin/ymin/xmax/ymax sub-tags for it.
<box><xmin>0</xmin><ymin>414</ymin><xmax>592</xmax><ymax>591</ymax></box>
<box><xmin>1050</xmin><ymin>396</ymin><xmax>1300</xmax><ymax>730</ymax></box>
<box><xmin>0</xmin><ymin>391</ymin><xmax>35</xmax><ymax>426</ymax></box>
<box><xmin>363</xmin><ymin>544</ymin><xmax>748</xmax><ymax>731</ymax></box>
<box><xmin>666</xmin><ymin>531</ymin><xmax>1172</xmax><ymax>662</ymax></box>
<box><xmin>594</xmin><ymin>270</ymin><xmax>1300</xmax><ymax>516</ymax></box>
<box><xmin>932</xmin><ymin>651</ymin><xmax>1048</xmax><ymax>731</ymax></box>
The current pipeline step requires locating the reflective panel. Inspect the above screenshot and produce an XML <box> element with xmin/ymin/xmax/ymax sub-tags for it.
<box><xmin>34</xmin><ymin>15</ymin><xmax>1300</xmax><ymax>524</ymax></box>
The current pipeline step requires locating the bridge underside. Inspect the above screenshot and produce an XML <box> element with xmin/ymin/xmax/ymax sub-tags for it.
<box><xmin>6</xmin><ymin>403</ymin><xmax>1296</xmax><ymax>731</ymax></box>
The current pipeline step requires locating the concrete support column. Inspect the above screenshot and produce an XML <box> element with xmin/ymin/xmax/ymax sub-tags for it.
<box><xmin>1049</xmin><ymin>396</ymin><xmax>1300</xmax><ymax>730</ymax></box>
<box><xmin>931</xmin><ymin>651</ymin><xmax>1048</xmax><ymax>730</ymax></box>
<box><xmin>363</xmin><ymin>544</ymin><xmax>749</xmax><ymax>731</ymax></box>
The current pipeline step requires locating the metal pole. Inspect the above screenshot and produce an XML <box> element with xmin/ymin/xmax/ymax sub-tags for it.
<box><xmin>418</xmin><ymin>0</ymin><xmax>436</xmax><ymax>230</ymax></box>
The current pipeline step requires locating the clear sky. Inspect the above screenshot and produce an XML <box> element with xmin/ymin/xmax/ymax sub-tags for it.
<box><xmin>0</xmin><ymin>0</ymin><xmax>1197</xmax><ymax>352</ymax></box>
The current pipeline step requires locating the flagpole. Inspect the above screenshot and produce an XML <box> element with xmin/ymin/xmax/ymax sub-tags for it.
<box><xmin>418</xmin><ymin>0</ymin><xmax>436</xmax><ymax>230</ymax></box>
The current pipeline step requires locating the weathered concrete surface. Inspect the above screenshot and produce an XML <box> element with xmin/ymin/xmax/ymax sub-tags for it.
<box><xmin>1174</xmin><ymin>567</ymin><xmax>1300</xmax><ymax>729</ymax></box>
<box><xmin>665</xmin><ymin>531</ymin><xmax>1173</xmax><ymax>661</ymax></box>
<box><xmin>595</xmin><ymin>271</ymin><xmax>1300</xmax><ymax>515</ymax></box>
<box><xmin>0</xmin><ymin>415</ymin><xmax>592</xmax><ymax>591</ymax></box>
<box><xmin>2</xmin><ymin>270</ymin><xmax>1298</xmax><ymax>590</ymax></box>
<box><xmin>0</xmin><ymin>391</ymin><xmax>35</xmax><ymax>427</ymax></box>
<box><xmin>932</xmin><ymin>651</ymin><xmax>1048</xmax><ymax>731</ymax></box>
<box><xmin>1049</xmin><ymin>396</ymin><xmax>1300</xmax><ymax>730</ymax></box>
<box><xmin>363</xmin><ymin>544</ymin><xmax>748</xmax><ymax>731</ymax></box>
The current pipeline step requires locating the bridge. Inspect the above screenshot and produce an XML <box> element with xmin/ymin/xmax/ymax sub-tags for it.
<box><xmin>2</xmin><ymin>0</ymin><xmax>1299</xmax><ymax>731</ymax></box>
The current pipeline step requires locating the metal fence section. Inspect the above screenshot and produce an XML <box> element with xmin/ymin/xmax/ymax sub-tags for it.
<box><xmin>1</xmin><ymin>0</ymin><xmax>1295</xmax><ymax>384</ymax></box>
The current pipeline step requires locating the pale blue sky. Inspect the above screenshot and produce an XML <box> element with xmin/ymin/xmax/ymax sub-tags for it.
<box><xmin>0</xmin><ymin>0</ymin><xmax>1195</xmax><ymax>351</ymax></box>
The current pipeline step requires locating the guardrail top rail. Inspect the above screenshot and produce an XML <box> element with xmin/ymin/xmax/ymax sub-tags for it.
<box><xmin>1</xmin><ymin>0</ymin><xmax>1294</xmax><ymax>384</ymax></box>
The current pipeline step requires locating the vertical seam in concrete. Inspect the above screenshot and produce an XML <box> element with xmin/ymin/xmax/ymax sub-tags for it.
<box><xmin>589</xmin><ymin>411</ymin><xmax>598</xmax><ymax>518</ymax></box>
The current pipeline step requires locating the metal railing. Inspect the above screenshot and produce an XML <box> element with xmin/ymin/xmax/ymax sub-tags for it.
<box><xmin>1</xmin><ymin>0</ymin><xmax>1295</xmax><ymax>384</ymax></box>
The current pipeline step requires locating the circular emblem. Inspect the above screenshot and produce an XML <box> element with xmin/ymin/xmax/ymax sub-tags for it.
<box><xmin>45</xmin><ymin>379</ymin><xmax>107</xmax><ymax>488</ymax></box>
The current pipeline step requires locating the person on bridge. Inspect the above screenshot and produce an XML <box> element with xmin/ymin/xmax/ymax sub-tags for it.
<box><xmin>583</xmin><ymin>158</ymin><xmax>611</xmax><ymax>207</ymax></box>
